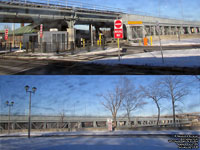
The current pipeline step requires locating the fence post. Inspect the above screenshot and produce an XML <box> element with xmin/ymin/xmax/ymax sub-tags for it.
<box><xmin>87</xmin><ymin>41</ymin><xmax>90</xmax><ymax>52</ymax></box>
<box><xmin>26</xmin><ymin>42</ymin><xmax>29</xmax><ymax>53</ymax></box>
<box><xmin>9</xmin><ymin>43</ymin><xmax>12</xmax><ymax>52</ymax></box>
<box><xmin>43</xmin><ymin>42</ymin><xmax>46</xmax><ymax>53</ymax></box>
<box><xmin>31</xmin><ymin>42</ymin><xmax>35</xmax><ymax>53</ymax></box>
<box><xmin>56</xmin><ymin>42</ymin><xmax>59</xmax><ymax>54</ymax></box>
<box><xmin>70</xmin><ymin>41</ymin><xmax>74</xmax><ymax>55</ymax></box>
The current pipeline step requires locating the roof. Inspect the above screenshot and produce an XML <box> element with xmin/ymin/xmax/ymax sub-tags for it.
<box><xmin>0</xmin><ymin>25</ymin><xmax>38</xmax><ymax>35</ymax></box>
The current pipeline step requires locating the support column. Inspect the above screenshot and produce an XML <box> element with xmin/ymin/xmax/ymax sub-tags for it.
<box><xmin>142</xmin><ymin>25</ymin><xmax>146</xmax><ymax>38</ymax></box>
<box><xmin>168</xmin><ymin>26</ymin><xmax>172</xmax><ymax>35</ymax></box>
<box><xmin>93</xmin><ymin>121</ymin><xmax>97</xmax><ymax>128</ymax></box>
<box><xmin>89</xmin><ymin>24</ymin><xmax>94</xmax><ymax>46</ymax></box>
<box><xmin>174</xmin><ymin>26</ymin><xmax>178</xmax><ymax>35</ymax></box>
<box><xmin>43</xmin><ymin>122</ymin><xmax>46</xmax><ymax>129</ymax></box>
<box><xmin>187</xmin><ymin>26</ymin><xmax>191</xmax><ymax>34</ymax></box>
<box><xmin>161</xmin><ymin>26</ymin><xmax>165</xmax><ymax>35</ymax></box>
<box><xmin>95</xmin><ymin>26</ymin><xmax>99</xmax><ymax>41</ymax></box>
<box><xmin>66</xmin><ymin>20</ymin><xmax>76</xmax><ymax>50</ymax></box>
<box><xmin>180</xmin><ymin>26</ymin><xmax>184</xmax><ymax>34</ymax></box>
<box><xmin>78</xmin><ymin>122</ymin><xmax>82</xmax><ymax>129</ymax></box>
<box><xmin>11</xmin><ymin>122</ymin><xmax>15</xmax><ymax>130</ymax></box>
<box><xmin>198</xmin><ymin>27</ymin><xmax>200</xmax><ymax>33</ymax></box>
<box><xmin>153</xmin><ymin>26</ymin><xmax>156</xmax><ymax>36</ymax></box>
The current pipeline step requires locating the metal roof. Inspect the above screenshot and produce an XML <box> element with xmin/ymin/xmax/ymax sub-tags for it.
<box><xmin>0</xmin><ymin>25</ymin><xmax>38</xmax><ymax>35</ymax></box>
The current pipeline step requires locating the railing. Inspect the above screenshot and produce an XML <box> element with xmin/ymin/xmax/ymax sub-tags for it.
<box><xmin>0</xmin><ymin>0</ymin><xmax>123</xmax><ymax>14</ymax></box>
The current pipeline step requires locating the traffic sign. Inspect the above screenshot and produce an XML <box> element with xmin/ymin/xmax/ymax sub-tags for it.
<box><xmin>40</xmin><ymin>24</ymin><xmax>43</xmax><ymax>38</ymax></box>
<box><xmin>114</xmin><ymin>20</ymin><xmax>123</xmax><ymax>39</ymax></box>
<box><xmin>5</xmin><ymin>29</ymin><xmax>8</xmax><ymax>40</ymax></box>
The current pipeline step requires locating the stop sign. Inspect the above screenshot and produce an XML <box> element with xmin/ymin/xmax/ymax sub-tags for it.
<box><xmin>114</xmin><ymin>20</ymin><xmax>123</xmax><ymax>39</ymax></box>
<box><xmin>115</xmin><ymin>20</ymin><xmax>122</xmax><ymax>29</ymax></box>
<box><xmin>5</xmin><ymin>29</ymin><xmax>8</xmax><ymax>40</ymax></box>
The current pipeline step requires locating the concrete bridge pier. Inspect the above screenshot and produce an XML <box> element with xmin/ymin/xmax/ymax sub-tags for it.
<box><xmin>66</xmin><ymin>20</ymin><xmax>76</xmax><ymax>50</ymax></box>
<box><xmin>78</xmin><ymin>121</ymin><xmax>82</xmax><ymax>129</ymax></box>
<box><xmin>161</xmin><ymin>26</ymin><xmax>165</xmax><ymax>35</ymax></box>
<box><xmin>43</xmin><ymin>122</ymin><xmax>47</xmax><ymax>129</ymax></box>
<box><xmin>187</xmin><ymin>26</ymin><xmax>191</xmax><ymax>34</ymax></box>
<box><xmin>174</xmin><ymin>26</ymin><xmax>178</xmax><ymax>35</ymax></box>
<box><xmin>89</xmin><ymin>24</ymin><xmax>94</xmax><ymax>46</ymax></box>
<box><xmin>93</xmin><ymin>121</ymin><xmax>97</xmax><ymax>128</ymax></box>
<box><xmin>152</xmin><ymin>26</ymin><xmax>156</xmax><ymax>36</ymax></box>
<box><xmin>180</xmin><ymin>26</ymin><xmax>184</xmax><ymax>34</ymax></box>
<box><xmin>168</xmin><ymin>26</ymin><xmax>171</xmax><ymax>35</ymax></box>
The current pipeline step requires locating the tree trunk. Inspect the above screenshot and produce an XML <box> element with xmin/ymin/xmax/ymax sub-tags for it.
<box><xmin>127</xmin><ymin>112</ymin><xmax>131</xmax><ymax>127</ymax></box>
<box><xmin>113</xmin><ymin>114</ymin><xmax>117</xmax><ymax>129</ymax></box>
<box><xmin>172</xmin><ymin>100</ymin><xmax>176</xmax><ymax>127</ymax></box>
<box><xmin>156</xmin><ymin>102</ymin><xmax>160</xmax><ymax>126</ymax></box>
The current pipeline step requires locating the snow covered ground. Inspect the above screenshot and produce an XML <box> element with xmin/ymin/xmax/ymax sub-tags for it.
<box><xmin>0</xmin><ymin>136</ymin><xmax>178</xmax><ymax>150</ymax></box>
<box><xmin>90</xmin><ymin>49</ymin><xmax>200</xmax><ymax>68</ymax></box>
<box><xmin>1</xmin><ymin>130</ymin><xmax>199</xmax><ymax>137</ymax></box>
<box><xmin>152</xmin><ymin>38</ymin><xmax>200</xmax><ymax>46</ymax></box>
<box><xmin>1</xmin><ymin>130</ymin><xmax>199</xmax><ymax>150</ymax></box>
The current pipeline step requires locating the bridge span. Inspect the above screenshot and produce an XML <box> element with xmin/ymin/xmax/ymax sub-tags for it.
<box><xmin>0</xmin><ymin>115</ymin><xmax>190</xmax><ymax>131</ymax></box>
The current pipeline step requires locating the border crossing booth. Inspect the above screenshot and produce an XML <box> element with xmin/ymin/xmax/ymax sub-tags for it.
<box><xmin>39</xmin><ymin>31</ymin><xmax>68</xmax><ymax>52</ymax></box>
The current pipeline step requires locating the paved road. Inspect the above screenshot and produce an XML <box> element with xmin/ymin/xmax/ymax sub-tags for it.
<box><xmin>0</xmin><ymin>58</ymin><xmax>199</xmax><ymax>75</ymax></box>
<box><xmin>0</xmin><ymin>45</ymin><xmax>200</xmax><ymax>75</ymax></box>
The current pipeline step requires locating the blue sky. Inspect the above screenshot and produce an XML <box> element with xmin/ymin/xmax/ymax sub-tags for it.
<box><xmin>0</xmin><ymin>75</ymin><xmax>199</xmax><ymax>117</ymax></box>
<box><xmin>0</xmin><ymin>0</ymin><xmax>200</xmax><ymax>30</ymax></box>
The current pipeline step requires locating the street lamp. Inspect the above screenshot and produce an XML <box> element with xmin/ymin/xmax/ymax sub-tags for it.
<box><xmin>25</xmin><ymin>85</ymin><xmax>37</xmax><ymax>138</ymax></box>
<box><xmin>6</xmin><ymin>101</ymin><xmax>14</xmax><ymax>134</ymax></box>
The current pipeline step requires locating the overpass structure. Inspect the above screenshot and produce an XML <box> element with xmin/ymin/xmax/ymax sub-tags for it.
<box><xmin>0</xmin><ymin>115</ymin><xmax>190</xmax><ymax>131</ymax></box>
<box><xmin>0</xmin><ymin>0</ymin><xmax>200</xmax><ymax>48</ymax></box>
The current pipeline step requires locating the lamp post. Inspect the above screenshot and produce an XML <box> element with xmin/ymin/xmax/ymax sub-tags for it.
<box><xmin>6</xmin><ymin>101</ymin><xmax>14</xmax><ymax>134</ymax></box>
<box><xmin>25</xmin><ymin>85</ymin><xmax>37</xmax><ymax>138</ymax></box>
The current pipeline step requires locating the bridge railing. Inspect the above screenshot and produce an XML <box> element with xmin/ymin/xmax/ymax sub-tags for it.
<box><xmin>0</xmin><ymin>0</ymin><xmax>123</xmax><ymax>14</ymax></box>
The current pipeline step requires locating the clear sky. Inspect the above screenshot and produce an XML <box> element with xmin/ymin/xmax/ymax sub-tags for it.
<box><xmin>0</xmin><ymin>75</ymin><xmax>199</xmax><ymax>117</ymax></box>
<box><xmin>0</xmin><ymin>0</ymin><xmax>200</xmax><ymax>30</ymax></box>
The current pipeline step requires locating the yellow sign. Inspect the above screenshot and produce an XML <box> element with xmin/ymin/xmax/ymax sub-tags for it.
<box><xmin>128</xmin><ymin>21</ymin><xmax>143</xmax><ymax>25</ymax></box>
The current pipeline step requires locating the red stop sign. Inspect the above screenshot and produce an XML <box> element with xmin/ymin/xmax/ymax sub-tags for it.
<box><xmin>115</xmin><ymin>20</ymin><xmax>122</xmax><ymax>29</ymax></box>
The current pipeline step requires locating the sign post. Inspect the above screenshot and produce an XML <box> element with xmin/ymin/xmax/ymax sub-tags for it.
<box><xmin>5</xmin><ymin>29</ymin><xmax>8</xmax><ymax>51</ymax></box>
<box><xmin>114</xmin><ymin>20</ymin><xmax>123</xmax><ymax>61</ymax></box>
<box><xmin>40</xmin><ymin>24</ymin><xmax>43</xmax><ymax>53</ymax></box>
<box><xmin>5</xmin><ymin>29</ymin><xmax>8</xmax><ymax>40</ymax></box>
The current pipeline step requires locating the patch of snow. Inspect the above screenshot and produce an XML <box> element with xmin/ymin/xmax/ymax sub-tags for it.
<box><xmin>153</xmin><ymin>38</ymin><xmax>200</xmax><ymax>46</ymax></box>
<box><xmin>90</xmin><ymin>49</ymin><xmax>200</xmax><ymax>68</ymax></box>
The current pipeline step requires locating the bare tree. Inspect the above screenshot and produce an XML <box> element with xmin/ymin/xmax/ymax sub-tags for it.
<box><xmin>161</xmin><ymin>76</ymin><xmax>189</xmax><ymax>127</ymax></box>
<box><xmin>140</xmin><ymin>80</ymin><xmax>166</xmax><ymax>126</ymax></box>
<box><xmin>58</xmin><ymin>109</ymin><xmax>66</xmax><ymax>128</ymax></box>
<box><xmin>122</xmin><ymin>78</ymin><xmax>147</xmax><ymax>126</ymax></box>
<box><xmin>99</xmin><ymin>77</ymin><xmax>127</xmax><ymax>128</ymax></box>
